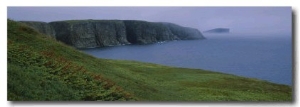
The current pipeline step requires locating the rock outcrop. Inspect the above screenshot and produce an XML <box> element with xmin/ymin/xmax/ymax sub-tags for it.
<box><xmin>49</xmin><ymin>20</ymin><xmax>130</xmax><ymax>48</ymax></box>
<box><xmin>162</xmin><ymin>22</ymin><xmax>204</xmax><ymax>40</ymax></box>
<box><xmin>123</xmin><ymin>20</ymin><xmax>179</xmax><ymax>44</ymax></box>
<box><xmin>20</xmin><ymin>21</ymin><xmax>56</xmax><ymax>38</ymax></box>
<box><xmin>21</xmin><ymin>20</ymin><xmax>205</xmax><ymax>48</ymax></box>
<box><xmin>204</xmin><ymin>28</ymin><xmax>230</xmax><ymax>33</ymax></box>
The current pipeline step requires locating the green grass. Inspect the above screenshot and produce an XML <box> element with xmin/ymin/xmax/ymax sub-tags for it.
<box><xmin>7</xmin><ymin>19</ymin><xmax>292</xmax><ymax>101</ymax></box>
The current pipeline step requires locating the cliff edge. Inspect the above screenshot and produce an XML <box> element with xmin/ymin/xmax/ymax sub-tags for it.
<box><xmin>21</xmin><ymin>20</ymin><xmax>205</xmax><ymax>48</ymax></box>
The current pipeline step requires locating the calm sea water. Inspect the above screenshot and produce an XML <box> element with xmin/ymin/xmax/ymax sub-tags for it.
<box><xmin>81</xmin><ymin>33</ymin><xmax>292</xmax><ymax>85</ymax></box>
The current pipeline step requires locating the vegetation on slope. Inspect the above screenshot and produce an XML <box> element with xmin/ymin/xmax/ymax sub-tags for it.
<box><xmin>8</xmin><ymin>20</ymin><xmax>292</xmax><ymax>101</ymax></box>
<box><xmin>8</xmin><ymin>20</ymin><xmax>134</xmax><ymax>101</ymax></box>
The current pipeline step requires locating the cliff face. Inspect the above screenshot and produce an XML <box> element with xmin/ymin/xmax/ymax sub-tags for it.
<box><xmin>123</xmin><ymin>20</ymin><xmax>179</xmax><ymax>44</ymax></box>
<box><xmin>49</xmin><ymin>20</ymin><xmax>130</xmax><ymax>48</ymax></box>
<box><xmin>20</xmin><ymin>21</ymin><xmax>56</xmax><ymax>38</ymax></box>
<box><xmin>21</xmin><ymin>20</ymin><xmax>205</xmax><ymax>48</ymax></box>
<box><xmin>162</xmin><ymin>22</ymin><xmax>204</xmax><ymax>40</ymax></box>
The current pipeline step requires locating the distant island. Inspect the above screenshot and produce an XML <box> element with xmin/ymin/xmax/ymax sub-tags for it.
<box><xmin>204</xmin><ymin>28</ymin><xmax>230</xmax><ymax>33</ymax></box>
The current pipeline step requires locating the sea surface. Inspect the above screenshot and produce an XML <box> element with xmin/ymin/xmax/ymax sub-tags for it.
<box><xmin>81</xmin><ymin>33</ymin><xmax>292</xmax><ymax>85</ymax></box>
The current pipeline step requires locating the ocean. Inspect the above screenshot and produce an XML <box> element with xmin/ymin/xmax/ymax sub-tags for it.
<box><xmin>81</xmin><ymin>33</ymin><xmax>292</xmax><ymax>85</ymax></box>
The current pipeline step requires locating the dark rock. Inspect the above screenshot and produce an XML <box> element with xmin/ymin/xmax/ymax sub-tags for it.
<box><xmin>162</xmin><ymin>22</ymin><xmax>205</xmax><ymax>40</ymax></box>
<box><xmin>21</xmin><ymin>20</ymin><xmax>205</xmax><ymax>48</ymax></box>
<box><xmin>20</xmin><ymin>21</ymin><xmax>56</xmax><ymax>38</ymax></box>
<box><xmin>49</xmin><ymin>21</ymin><xmax>98</xmax><ymax>48</ymax></box>
<box><xmin>49</xmin><ymin>20</ymin><xmax>130</xmax><ymax>48</ymax></box>
<box><xmin>92</xmin><ymin>20</ymin><xmax>130</xmax><ymax>46</ymax></box>
<box><xmin>124</xmin><ymin>20</ymin><xmax>178</xmax><ymax>44</ymax></box>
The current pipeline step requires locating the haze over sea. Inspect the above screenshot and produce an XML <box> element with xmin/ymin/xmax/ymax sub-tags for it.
<box><xmin>82</xmin><ymin>33</ymin><xmax>292</xmax><ymax>85</ymax></box>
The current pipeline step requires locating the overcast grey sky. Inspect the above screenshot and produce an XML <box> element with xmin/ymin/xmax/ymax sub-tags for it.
<box><xmin>7</xmin><ymin>7</ymin><xmax>291</xmax><ymax>34</ymax></box>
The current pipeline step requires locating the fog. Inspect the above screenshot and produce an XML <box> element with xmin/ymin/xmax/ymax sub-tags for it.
<box><xmin>8</xmin><ymin>7</ymin><xmax>291</xmax><ymax>35</ymax></box>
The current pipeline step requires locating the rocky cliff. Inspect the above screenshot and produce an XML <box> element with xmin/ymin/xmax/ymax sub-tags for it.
<box><xmin>49</xmin><ymin>20</ymin><xmax>130</xmax><ymax>48</ymax></box>
<box><xmin>20</xmin><ymin>21</ymin><xmax>56</xmax><ymax>38</ymax></box>
<box><xmin>123</xmin><ymin>20</ymin><xmax>179</xmax><ymax>44</ymax></box>
<box><xmin>21</xmin><ymin>20</ymin><xmax>205</xmax><ymax>48</ymax></box>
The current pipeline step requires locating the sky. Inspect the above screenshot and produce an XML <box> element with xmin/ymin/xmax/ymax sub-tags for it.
<box><xmin>7</xmin><ymin>7</ymin><xmax>291</xmax><ymax>34</ymax></box>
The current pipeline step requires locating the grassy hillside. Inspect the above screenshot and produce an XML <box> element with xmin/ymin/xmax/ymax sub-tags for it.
<box><xmin>7</xmin><ymin>20</ymin><xmax>292</xmax><ymax>101</ymax></box>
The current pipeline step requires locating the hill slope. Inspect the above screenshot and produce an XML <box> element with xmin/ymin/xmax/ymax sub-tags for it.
<box><xmin>8</xmin><ymin>20</ymin><xmax>292</xmax><ymax>101</ymax></box>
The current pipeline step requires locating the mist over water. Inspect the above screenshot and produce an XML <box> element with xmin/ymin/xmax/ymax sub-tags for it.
<box><xmin>81</xmin><ymin>33</ymin><xmax>292</xmax><ymax>85</ymax></box>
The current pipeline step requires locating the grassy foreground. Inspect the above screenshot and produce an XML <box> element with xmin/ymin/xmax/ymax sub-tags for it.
<box><xmin>7</xmin><ymin>20</ymin><xmax>292</xmax><ymax>101</ymax></box>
